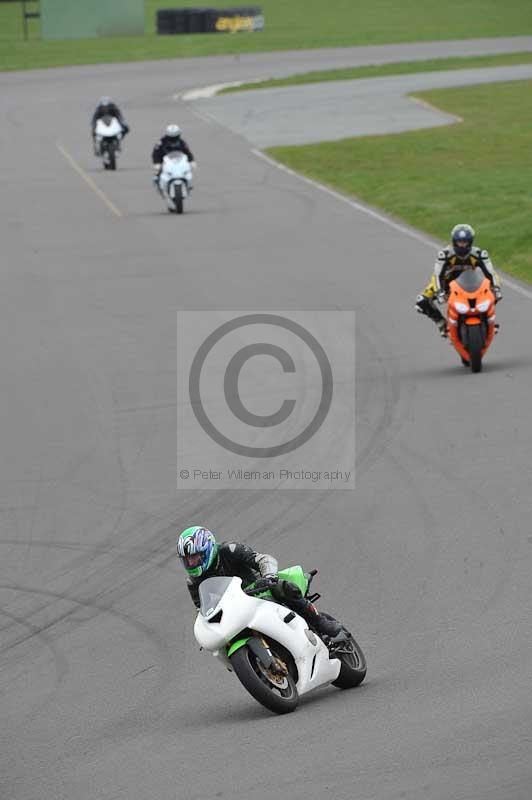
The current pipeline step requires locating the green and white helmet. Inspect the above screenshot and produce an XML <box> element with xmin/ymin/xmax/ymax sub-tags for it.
<box><xmin>176</xmin><ymin>526</ymin><xmax>218</xmax><ymax>577</ymax></box>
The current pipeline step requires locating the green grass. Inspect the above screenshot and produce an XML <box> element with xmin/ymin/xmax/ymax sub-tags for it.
<box><xmin>268</xmin><ymin>80</ymin><xmax>532</xmax><ymax>284</ymax></box>
<box><xmin>221</xmin><ymin>52</ymin><xmax>532</xmax><ymax>93</ymax></box>
<box><xmin>1</xmin><ymin>0</ymin><xmax>532</xmax><ymax>72</ymax></box>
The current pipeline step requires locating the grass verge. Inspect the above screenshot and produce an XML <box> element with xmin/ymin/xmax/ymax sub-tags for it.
<box><xmin>221</xmin><ymin>52</ymin><xmax>532</xmax><ymax>93</ymax></box>
<box><xmin>1</xmin><ymin>0</ymin><xmax>532</xmax><ymax>72</ymax></box>
<box><xmin>267</xmin><ymin>80</ymin><xmax>532</xmax><ymax>284</ymax></box>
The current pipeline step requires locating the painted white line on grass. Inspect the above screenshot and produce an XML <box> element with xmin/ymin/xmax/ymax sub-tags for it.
<box><xmin>56</xmin><ymin>142</ymin><xmax>123</xmax><ymax>219</ymax></box>
<box><xmin>252</xmin><ymin>148</ymin><xmax>532</xmax><ymax>301</ymax></box>
<box><xmin>178</xmin><ymin>79</ymin><xmax>266</xmax><ymax>101</ymax></box>
<box><xmin>410</xmin><ymin>94</ymin><xmax>464</xmax><ymax>123</ymax></box>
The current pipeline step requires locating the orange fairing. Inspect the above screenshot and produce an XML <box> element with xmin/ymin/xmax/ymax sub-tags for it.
<box><xmin>447</xmin><ymin>270</ymin><xmax>496</xmax><ymax>362</ymax></box>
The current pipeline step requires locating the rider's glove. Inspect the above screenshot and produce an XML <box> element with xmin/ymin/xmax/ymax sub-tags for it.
<box><xmin>436</xmin><ymin>291</ymin><xmax>447</xmax><ymax>305</ymax></box>
<box><xmin>254</xmin><ymin>575</ymin><xmax>278</xmax><ymax>591</ymax></box>
<box><xmin>493</xmin><ymin>285</ymin><xmax>502</xmax><ymax>303</ymax></box>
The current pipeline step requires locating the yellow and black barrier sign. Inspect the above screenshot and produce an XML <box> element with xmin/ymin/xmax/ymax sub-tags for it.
<box><xmin>157</xmin><ymin>7</ymin><xmax>264</xmax><ymax>36</ymax></box>
<box><xmin>214</xmin><ymin>14</ymin><xmax>264</xmax><ymax>33</ymax></box>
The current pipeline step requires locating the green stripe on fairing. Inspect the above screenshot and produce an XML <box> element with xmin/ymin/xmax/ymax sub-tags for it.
<box><xmin>246</xmin><ymin>565</ymin><xmax>309</xmax><ymax>599</ymax></box>
<box><xmin>227</xmin><ymin>636</ymin><xmax>251</xmax><ymax>657</ymax></box>
<box><xmin>277</xmin><ymin>565</ymin><xmax>309</xmax><ymax>595</ymax></box>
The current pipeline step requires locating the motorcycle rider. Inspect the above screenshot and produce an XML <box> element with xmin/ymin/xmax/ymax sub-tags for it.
<box><xmin>177</xmin><ymin>526</ymin><xmax>346</xmax><ymax>642</ymax></box>
<box><xmin>152</xmin><ymin>124</ymin><xmax>196</xmax><ymax>190</ymax></box>
<box><xmin>91</xmin><ymin>97</ymin><xmax>129</xmax><ymax>155</ymax></box>
<box><xmin>416</xmin><ymin>223</ymin><xmax>502</xmax><ymax>337</ymax></box>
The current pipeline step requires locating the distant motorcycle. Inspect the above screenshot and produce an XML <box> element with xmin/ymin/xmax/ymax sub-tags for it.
<box><xmin>446</xmin><ymin>268</ymin><xmax>497</xmax><ymax>372</ymax></box>
<box><xmin>94</xmin><ymin>115</ymin><xmax>123</xmax><ymax>171</ymax></box>
<box><xmin>157</xmin><ymin>151</ymin><xmax>193</xmax><ymax>214</ymax></box>
<box><xmin>194</xmin><ymin>566</ymin><xmax>366</xmax><ymax>715</ymax></box>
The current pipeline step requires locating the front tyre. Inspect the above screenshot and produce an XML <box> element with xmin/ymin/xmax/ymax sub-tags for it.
<box><xmin>331</xmin><ymin>635</ymin><xmax>367</xmax><ymax>689</ymax></box>
<box><xmin>230</xmin><ymin>642</ymin><xmax>298</xmax><ymax>714</ymax></box>
<box><xmin>466</xmin><ymin>324</ymin><xmax>483</xmax><ymax>373</ymax></box>
<box><xmin>174</xmin><ymin>184</ymin><xmax>184</xmax><ymax>215</ymax></box>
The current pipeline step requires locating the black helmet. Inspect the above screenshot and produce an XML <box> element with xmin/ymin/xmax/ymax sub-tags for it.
<box><xmin>451</xmin><ymin>224</ymin><xmax>475</xmax><ymax>258</ymax></box>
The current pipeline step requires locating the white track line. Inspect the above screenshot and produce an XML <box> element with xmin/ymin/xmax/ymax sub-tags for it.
<box><xmin>177</xmin><ymin>78</ymin><xmax>267</xmax><ymax>101</ymax></box>
<box><xmin>252</xmin><ymin>149</ymin><xmax>532</xmax><ymax>301</ymax></box>
<box><xmin>56</xmin><ymin>142</ymin><xmax>123</xmax><ymax>219</ymax></box>
<box><xmin>410</xmin><ymin>94</ymin><xmax>463</xmax><ymax>123</ymax></box>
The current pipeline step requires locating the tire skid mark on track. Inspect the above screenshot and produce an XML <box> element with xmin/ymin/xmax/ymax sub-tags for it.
<box><xmin>0</xmin><ymin>607</ymin><xmax>70</xmax><ymax>709</ymax></box>
<box><xmin>355</xmin><ymin>322</ymin><xmax>407</xmax><ymax>476</ymax></box>
<box><xmin>0</xmin><ymin>584</ymin><xmax>174</xmax><ymax>718</ymax></box>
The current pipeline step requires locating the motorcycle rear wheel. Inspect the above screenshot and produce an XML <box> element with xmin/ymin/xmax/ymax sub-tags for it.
<box><xmin>230</xmin><ymin>640</ymin><xmax>298</xmax><ymax>714</ymax></box>
<box><xmin>331</xmin><ymin>634</ymin><xmax>367</xmax><ymax>689</ymax></box>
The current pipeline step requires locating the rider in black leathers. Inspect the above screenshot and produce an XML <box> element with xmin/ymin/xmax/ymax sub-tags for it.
<box><xmin>91</xmin><ymin>97</ymin><xmax>129</xmax><ymax>154</ymax></box>
<box><xmin>177</xmin><ymin>526</ymin><xmax>344</xmax><ymax>640</ymax></box>
<box><xmin>152</xmin><ymin>124</ymin><xmax>196</xmax><ymax>189</ymax></box>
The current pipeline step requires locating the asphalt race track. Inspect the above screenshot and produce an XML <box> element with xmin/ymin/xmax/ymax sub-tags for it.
<box><xmin>2</xmin><ymin>39</ymin><xmax>532</xmax><ymax>800</ymax></box>
<box><xmin>193</xmin><ymin>63</ymin><xmax>532</xmax><ymax>145</ymax></box>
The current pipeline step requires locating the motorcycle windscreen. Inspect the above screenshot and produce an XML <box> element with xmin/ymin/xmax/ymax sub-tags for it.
<box><xmin>456</xmin><ymin>268</ymin><xmax>485</xmax><ymax>292</ymax></box>
<box><xmin>198</xmin><ymin>576</ymin><xmax>234</xmax><ymax>617</ymax></box>
<box><xmin>165</xmin><ymin>151</ymin><xmax>187</xmax><ymax>163</ymax></box>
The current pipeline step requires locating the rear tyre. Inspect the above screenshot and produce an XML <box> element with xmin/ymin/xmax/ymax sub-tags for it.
<box><xmin>466</xmin><ymin>325</ymin><xmax>484</xmax><ymax>373</ymax></box>
<box><xmin>230</xmin><ymin>641</ymin><xmax>298</xmax><ymax>714</ymax></box>
<box><xmin>331</xmin><ymin>635</ymin><xmax>367</xmax><ymax>689</ymax></box>
<box><xmin>108</xmin><ymin>150</ymin><xmax>116</xmax><ymax>171</ymax></box>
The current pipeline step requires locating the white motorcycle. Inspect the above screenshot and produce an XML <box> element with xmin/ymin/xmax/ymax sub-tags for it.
<box><xmin>94</xmin><ymin>115</ymin><xmax>123</xmax><ymax>171</ymax></box>
<box><xmin>194</xmin><ymin>567</ymin><xmax>366</xmax><ymax>715</ymax></box>
<box><xmin>157</xmin><ymin>151</ymin><xmax>193</xmax><ymax>214</ymax></box>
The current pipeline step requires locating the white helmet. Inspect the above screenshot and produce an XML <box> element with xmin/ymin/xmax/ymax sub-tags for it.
<box><xmin>166</xmin><ymin>124</ymin><xmax>181</xmax><ymax>138</ymax></box>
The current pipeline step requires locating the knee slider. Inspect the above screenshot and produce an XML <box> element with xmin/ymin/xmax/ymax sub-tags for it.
<box><xmin>416</xmin><ymin>295</ymin><xmax>431</xmax><ymax>314</ymax></box>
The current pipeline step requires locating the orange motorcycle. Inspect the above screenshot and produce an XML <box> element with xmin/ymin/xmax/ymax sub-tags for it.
<box><xmin>446</xmin><ymin>268</ymin><xmax>497</xmax><ymax>373</ymax></box>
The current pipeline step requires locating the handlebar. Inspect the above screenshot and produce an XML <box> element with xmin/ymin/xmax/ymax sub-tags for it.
<box><xmin>244</xmin><ymin>578</ymin><xmax>278</xmax><ymax>596</ymax></box>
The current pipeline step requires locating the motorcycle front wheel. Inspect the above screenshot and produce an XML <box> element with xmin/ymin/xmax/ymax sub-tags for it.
<box><xmin>173</xmin><ymin>184</ymin><xmax>184</xmax><ymax>214</ymax></box>
<box><xmin>230</xmin><ymin>640</ymin><xmax>298</xmax><ymax>714</ymax></box>
<box><xmin>466</xmin><ymin>324</ymin><xmax>484</xmax><ymax>373</ymax></box>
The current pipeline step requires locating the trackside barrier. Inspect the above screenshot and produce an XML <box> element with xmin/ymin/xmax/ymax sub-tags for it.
<box><xmin>156</xmin><ymin>6</ymin><xmax>263</xmax><ymax>35</ymax></box>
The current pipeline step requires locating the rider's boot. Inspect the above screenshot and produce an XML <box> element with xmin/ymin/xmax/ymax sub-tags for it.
<box><xmin>304</xmin><ymin>603</ymin><xmax>346</xmax><ymax>641</ymax></box>
<box><xmin>436</xmin><ymin>318</ymin><xmax>448</xmax><ymax>338</ymax></box>
<box><xmin>272</xmin><ymin>581</ymin><xmax>347</xmax><ymax>642</ymax></box>
<box><xmin>416</xmin><ymin>295</ymin><xmax>447</xmax><ymax>337</ymax></box>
